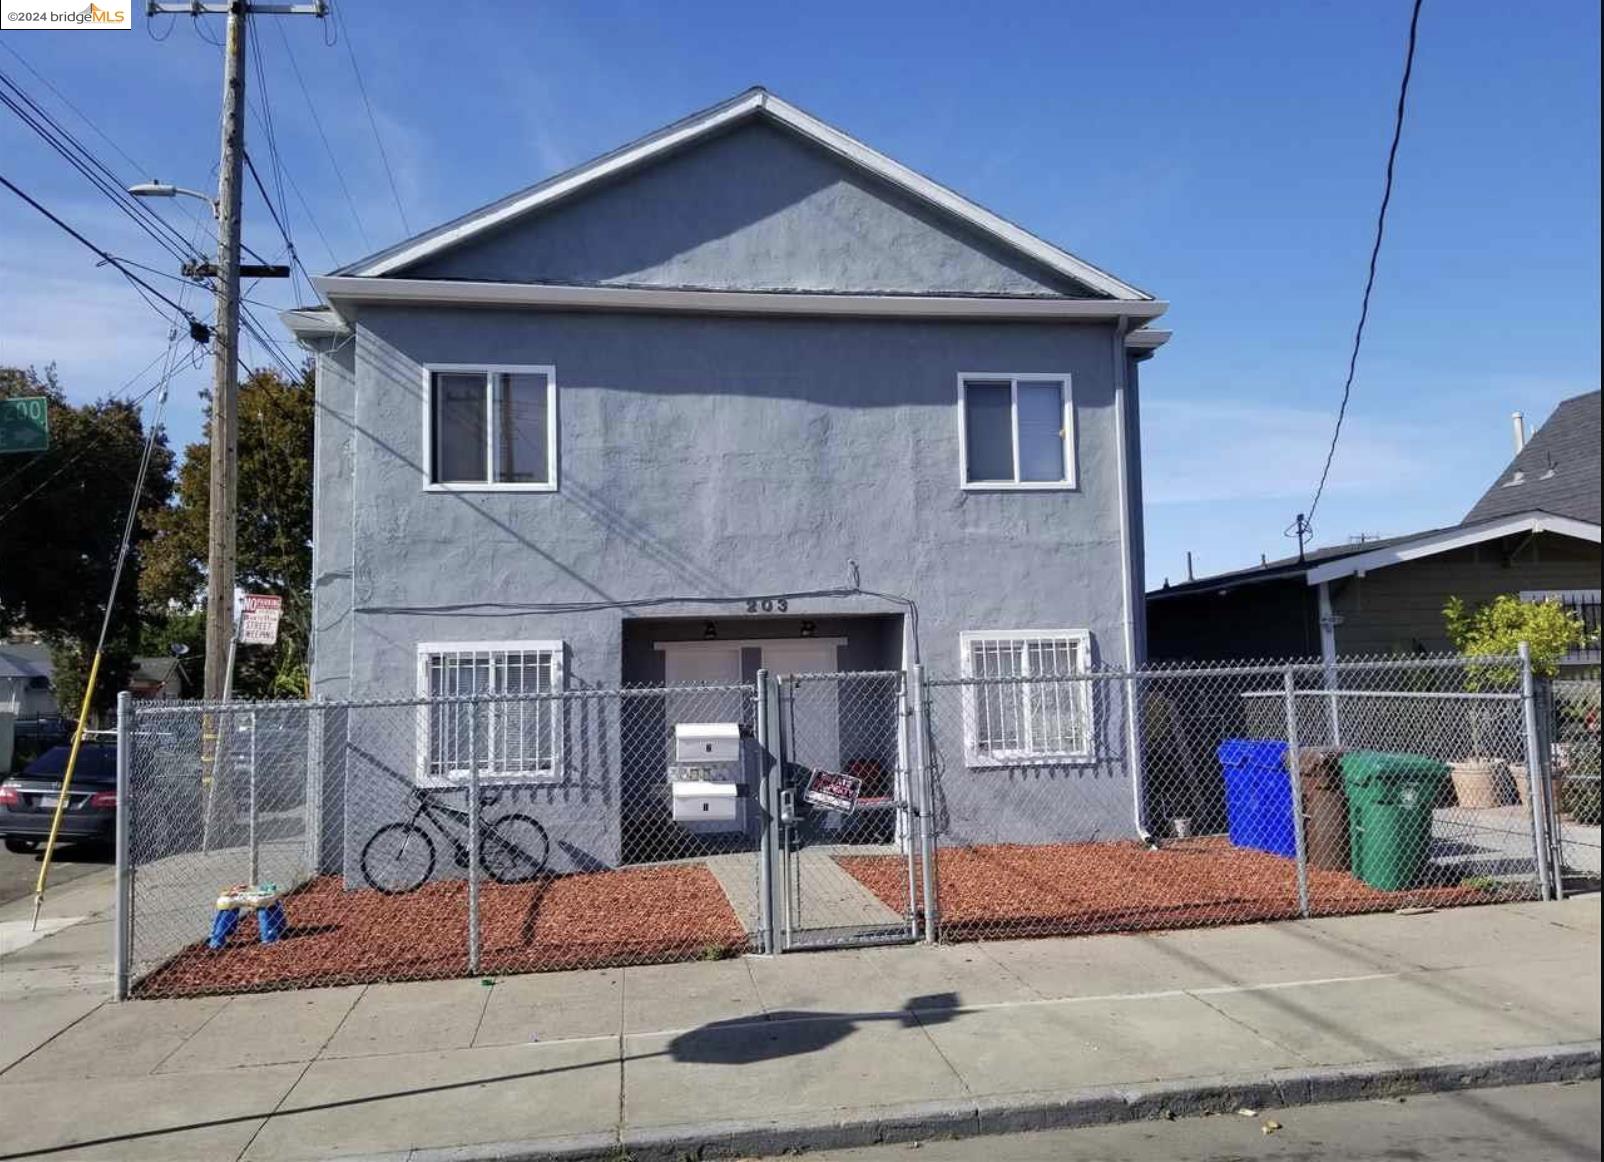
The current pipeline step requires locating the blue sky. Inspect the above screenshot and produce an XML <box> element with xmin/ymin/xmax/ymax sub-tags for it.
<box><xmin>1</xmin><ymin>0</ymin><xmax>1598</xmax><ymax>586</ymax></box>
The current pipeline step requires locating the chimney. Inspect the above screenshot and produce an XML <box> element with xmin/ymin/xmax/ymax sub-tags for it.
<box><xmin>1511</xmin><ymin>412</ymin><xmax>1527</xmax><ymax>453</ymax></box>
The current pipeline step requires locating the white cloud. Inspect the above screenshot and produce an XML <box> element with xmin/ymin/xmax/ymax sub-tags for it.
<box><xmin>1141</xmin><ymin>398</ymin><xmax>1445</xmax><ymax>505</ymax></box>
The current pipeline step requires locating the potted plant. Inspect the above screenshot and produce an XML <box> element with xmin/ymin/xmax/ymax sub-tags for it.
<box><xmin>1443</xmin><ymin>594</ymin><xmax>1588</xmax><ymax>809</ymax></box>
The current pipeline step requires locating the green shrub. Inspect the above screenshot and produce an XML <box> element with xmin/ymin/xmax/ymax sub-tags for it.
<box><xmin>1444</xmin><ymin>594</ymin><xmax>1591</xmax><ymax>688</ymax></box>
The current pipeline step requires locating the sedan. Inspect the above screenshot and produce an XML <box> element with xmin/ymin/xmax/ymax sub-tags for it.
<box><xmin>0</xmin><ymin>743</ymin><xmax>118</xmax><ymax>854</ymax></box>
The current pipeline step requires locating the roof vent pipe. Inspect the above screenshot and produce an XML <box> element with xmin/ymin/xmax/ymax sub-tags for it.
<box><xmin>1511</xmin><ymin>412</ymin><xmax>1527</xmax><ymax>453</ymax></box>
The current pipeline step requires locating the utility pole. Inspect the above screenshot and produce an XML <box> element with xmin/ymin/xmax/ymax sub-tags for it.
<box><xmin>145</xmin><ymin>1</ymin><xmax>324</xmax><ymax>700</ymax></box>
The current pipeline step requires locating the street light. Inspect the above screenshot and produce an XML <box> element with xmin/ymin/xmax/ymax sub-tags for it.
<box><xmin>127</xmin><ymin>180</ymin><xmax>217</xmax><ymax>213</ymax></box>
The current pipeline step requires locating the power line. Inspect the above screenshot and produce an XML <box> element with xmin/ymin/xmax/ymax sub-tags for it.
<box><xmin>271</xmin><ymin>17</ymin><xmax>371</xmax><ymax>251</ymax></box>
<box><xmin>245</xmin><ymin>98</ymin><xmax>340</xmax><ymax>269</ymax></box>
<box><xmin>331</xmin><ymin>0</ymin><xmax>410</xmax><ymax>234</ymax></box>
<box><xmin>0</xmin><ymin>71</ymin><xmax>203</xmax><ymax>267</ymax></box>
<box><xmin>0</xmin><ymin>172</ymin><xmax>204</xmax><ymax>327</ymax></box>
<box><xmin>244</xmin><ymin>151</ymin><xmax>313</xmax><ymax>290</ymax></box>
<box><xmin>244</xmin><ymin>14</ymin><xmax>308</xmax><ymax>303</ymax></box>
<box><xmin>0</xmin><ymin>45</ymin><xmax>211</xmax><ymax>242</ymax></box>
<box><xmin>1304</xmin><ymin>0</ymin><xmax>1425</xmax><ymax>529</ymax></box>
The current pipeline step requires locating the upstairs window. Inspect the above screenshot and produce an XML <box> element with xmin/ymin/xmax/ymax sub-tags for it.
<box><xmin>959</xmin><ymin>374</ymin><xmax>1075</xmax><ymax>489</ymax></box>
<box><xmin>427</xmin><ymin>365</ymin><xmax>556</xmax><ymax>489</ymax></box>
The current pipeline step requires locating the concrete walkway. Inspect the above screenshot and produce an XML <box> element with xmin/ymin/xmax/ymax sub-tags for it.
<box><xmin>0</xmin><ymin>876</ymin><xmax>1597</xmax><ymax>1161</ymax></box>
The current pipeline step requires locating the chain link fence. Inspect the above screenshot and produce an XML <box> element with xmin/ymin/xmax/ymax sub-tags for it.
<box><xmin>915</xmin><ymin>654</ymin><xmax>1553</xmax><ymax>945</ymax></box>
<box><xmin>1548</xmin><ymin>677</ymin><xmax>1601</xmax><ymax>886</ymax></box>
<box><xmin>122</xmin><ymin>683</ymin><xmax>762</xmax><ymax>998</ymax></box>
<box><xmin>113</xmin><ymin>652</ymin><xmax>1581</xmax><ymax>1000</ymax></box>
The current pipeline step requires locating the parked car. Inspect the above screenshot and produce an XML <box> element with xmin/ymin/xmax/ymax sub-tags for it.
<box><xmin>0</xmin><ymin>743</ymin><xmax>117</xmax><ymax>853</ymax></box>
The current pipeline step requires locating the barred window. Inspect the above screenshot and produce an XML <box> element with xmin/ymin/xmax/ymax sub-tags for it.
<box><xmin>960</xmin><ymin>630</ymin><xmax>1093</xmax><ymax>765</ymax></box>
<box><xmin>416</xmin><ymin>642</ymin><xmax>564</xmax><ymax>782</ymax></box>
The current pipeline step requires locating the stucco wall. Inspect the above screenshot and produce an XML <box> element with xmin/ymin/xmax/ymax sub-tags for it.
<box><xmin>402</xmin><ymin>120</ymin><xmax>1098</xmax><ymax>298</ymax></box>
<box><xmin>314</xmin><ymin>305</ymin><xmax>1140</xmax><ymax>871</ymax></box>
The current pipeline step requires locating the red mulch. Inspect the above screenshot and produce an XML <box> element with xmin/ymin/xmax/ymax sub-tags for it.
<box><xmin>837</xmin><ymin>836</ymin><xmax>1526</xmax><ymax>942</ymax></box>
<box><xmin>134</xmin><ymin>864</ymin><xmax>748</xmax><ymax>998</ymax></box>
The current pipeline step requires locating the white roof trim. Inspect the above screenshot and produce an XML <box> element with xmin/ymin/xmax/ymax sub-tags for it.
<box><xmin>1125</xmin><ymin>329</ymin><xmax>1171</xmax><ymax>350</ymax></box>
<box><xmin>338</xmin><ymin>89</ymin><xmax>1152</xmax><ymax>301</ymax></box>
<box><xmin>313</xmin><ymin>276</ymin><xmax>1169</xmax><ymax>322</ymax></box>
<box><xmin>1305</xmin><ymin>513</ymin><xmax>1602</xmax><ymax>586</ymax></box>
<box><xmin>281</xmin><ymin>307</ymin><xmax>350</xmax><ymax>342</ymax></box>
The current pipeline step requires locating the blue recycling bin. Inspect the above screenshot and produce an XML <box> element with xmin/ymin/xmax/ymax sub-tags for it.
<box><xmin>1216</xmin><ymin>739</ymin><xmax>1296</xmax><ymax>858</ymax></box>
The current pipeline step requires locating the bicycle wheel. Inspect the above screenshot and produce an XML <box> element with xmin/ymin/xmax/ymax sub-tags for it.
<box><xmin>361</xmin><ymin>823</ymin><xmax>436</xmax><ymax>894</ymax></box>
<box><xmin>480</xmin><ymin>813</ymin><xmax>551</xmax><ymax>884</ymax></box>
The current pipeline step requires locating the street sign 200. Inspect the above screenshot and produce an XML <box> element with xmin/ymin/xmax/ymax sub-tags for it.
<box><xmin>0</xmin><ymin>396</ymin><xmax>50</xmax><ymax>454</ymax></box>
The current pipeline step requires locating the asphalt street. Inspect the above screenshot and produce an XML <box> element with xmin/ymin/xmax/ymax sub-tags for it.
<box><xmin>806</xmin><ymin>1081</ymin><xmax>1602</xmax><ymax>1162</ymax></box>
<box><xmin>0</xmin><ymin>842</ymin><xmax>110</xmax><ymax>906</ymax></box>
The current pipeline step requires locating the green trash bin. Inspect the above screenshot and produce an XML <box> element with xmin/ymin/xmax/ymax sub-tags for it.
<box><xmin>1340</xmin><ymin>751</ymin><xmax>1450</xmax><ymax>891</ymax></box>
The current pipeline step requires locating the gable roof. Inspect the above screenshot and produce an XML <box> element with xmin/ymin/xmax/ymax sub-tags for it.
<box><xmin>0</xmin><ymin>642</ymin><xmax>52</xmax><ymax>682</ymax></box>
<box><xmin>1147</xmin><ymin>530</ymin><xmax>1426</xmax><ymax>600</ymax></box>
<box><xmin>1148</xmin><ymin>510</ymin><xmax>1602</xmax><ymax>600</ymax></box>
<box><xmin>1464</xmin><ymin>391</ymin><xmax>1601</xmax><ymax>525</ymax></box>
<box><xmin>333</xmin><ymin>88</ymin><xmax>1152</xmax><ymax>302</ymax></box>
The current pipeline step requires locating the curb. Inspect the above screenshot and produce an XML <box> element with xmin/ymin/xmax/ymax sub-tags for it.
<box><xmin>398</xmin><ymin>1041</ymin><xmax>1601</xmax><ymax>1162</ymax></box>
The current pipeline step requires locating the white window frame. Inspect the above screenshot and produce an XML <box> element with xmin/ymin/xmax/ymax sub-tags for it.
<box><xmin>959</xmin><ymin>629</ymin><xmax>1094</xmax><ymax>766</ymax></box>
<box><xmin>421</xmin><ymin>363</ymin><xmax>559</xmax><ymax>492</ymax></box>
<box><xmin>956</xmin><ymin>372</ymin><xmax>1077</xmax><ymax>491</ymax></box>
<box><xmin>415</xmin><ymin>640</ymin><xmax>566</xmax><ymax>784</ymax></box>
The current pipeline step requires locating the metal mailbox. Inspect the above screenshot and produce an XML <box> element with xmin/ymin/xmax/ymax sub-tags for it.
<box><xmin>671</xmin><ymin>780</ymin><xmax>740</xmax><ymax>822</ymax></box>
<box><xmin>674</xmin><ymin>722</ymin><xmax>742</xmax><ymax>764</ymax></box>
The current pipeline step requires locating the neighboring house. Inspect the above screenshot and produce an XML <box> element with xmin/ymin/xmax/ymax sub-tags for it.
<box><xmin>0</xmin><ymin>642</ymin><xmax>55</xmax><ymax>717</ymax></box>
<box><xmin>1148</xmin><ymin>390</ymin><xmax>1602</xmax><ymax>666</ymax></box>
<box><xmin>0</xmin><ymin>642</ymin><xmax>57</xmax><ymax>772</ymax></box>
<box><xmin>285</xmin><ymin>88</ymin><xmax>1168</xmax><ymax>871</ymax></box>
<box><xmin>128</xmin><ymin>656</ymin><xmax>184</xmax><ymax>700</ymax></box>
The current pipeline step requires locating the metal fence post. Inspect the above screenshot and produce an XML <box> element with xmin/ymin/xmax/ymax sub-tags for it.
<box><xmin>247</xmin><ymin>710</ymin><xmax>259</xmax><ymax>886</ymax></box>
<box><xmin>113</xmin><ymin>690</ymin><xmax>132</xmax><ymax>1001</ymax></box>
<box><xmin>910</xmin><ymin>663</ymin><xmax>940</xmax><ymax>944</ymax></box>
<box><xmin>1282</xmin><ymin>665</ymin><xmax>1311</xmax><ymax>918</ymax></box>
<box><xmin>1517</xmin><ymin>642</ymin><xmax>1555</xmax><ymax>901</ymax></box>
<box><xmin>753</xmin><ymin>669</ymin><xmax>777</xmax><ymax>956</ymax></box>
<box><xmin>305</xmin><ymin>702</ymin><xmax>323</xmax><ymax>878</ymax></box>
<box><xmin>1123</xmin><ymin>669</ymin><xmax>1149</xmax><ymax>841</ymax></box>
<box><xmin>1538</xmin><ymin>680</ymin><xmax>1567</xmax><ymax>901</ymax></box>
<box><xmin>467</xmin><ymin>698</ymin><xmax>481</xmax><ymax>974</ymax></box>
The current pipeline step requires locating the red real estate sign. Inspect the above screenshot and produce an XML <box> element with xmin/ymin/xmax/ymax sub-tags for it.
<box><xmin>802</xmin><ymin>769</ymin><xmax>862</xmax><ymax>814</ymax></box>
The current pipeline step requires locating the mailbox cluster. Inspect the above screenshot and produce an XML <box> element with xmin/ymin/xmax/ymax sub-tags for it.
<box><xmin>670</xmin><ymin>722</ymin><xmax>749</xmax><ymax>831</ymax></box>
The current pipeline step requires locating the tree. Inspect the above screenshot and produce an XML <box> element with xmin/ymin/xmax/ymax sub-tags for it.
<box><xmin>142</xmin><ymin>365</ymin><xmax>314</xmax><ymax>698</ymax></box>
<box><xmin>0</xmin><ymin>365</ymin><xmax>172</xmax><ymax>718</ymax></box>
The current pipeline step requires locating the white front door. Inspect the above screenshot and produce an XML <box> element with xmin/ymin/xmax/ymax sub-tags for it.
<box><xmin>663</xmin><ymin>645</ymin><xmax>744</xmax><ymax>731</ymax></box>
<box><xmin>758</xmin><ymin>641</ymin><xmax>837</xmax><ymax>678</ymax></box>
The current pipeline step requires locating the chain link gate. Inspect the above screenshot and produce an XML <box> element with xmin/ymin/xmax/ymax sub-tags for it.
<box><xmin>765</xmin><ymin>669</ymin><xmax>926</xmax><ymax>950</ymax></box>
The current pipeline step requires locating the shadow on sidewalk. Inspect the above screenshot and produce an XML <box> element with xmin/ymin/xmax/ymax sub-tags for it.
<box><xmin>667</xmin><ymin>991</ymin><xmax>960</xmax><ymax>1063</ymax></box>
<box><xmin>0</xmin><ymin>994</ymin><xmax>959</xmax><ymax>1159</ymax></box>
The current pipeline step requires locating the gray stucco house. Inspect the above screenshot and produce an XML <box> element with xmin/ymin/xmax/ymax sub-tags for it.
<box><xmin>285</xmin><ymin>88</ymin><xmax>1169</xmax><ymax>874</ymax></box>
<box><xmin>1148</xmin><ymin>390</ymin><xmax>1601</xmax><ymax>667</ymax></box>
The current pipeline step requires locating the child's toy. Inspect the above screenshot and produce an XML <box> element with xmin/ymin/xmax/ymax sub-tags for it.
<box><xmin>208</xmin><ymin>883</ymin><xmax>287</xmax><ymax>949</ymax></box>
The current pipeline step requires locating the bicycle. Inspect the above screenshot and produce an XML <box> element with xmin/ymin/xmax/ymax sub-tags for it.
<box><xmin>360</xmin><ymin>785</ymin><xmax>551</xmax><ymax>894</ymax></box>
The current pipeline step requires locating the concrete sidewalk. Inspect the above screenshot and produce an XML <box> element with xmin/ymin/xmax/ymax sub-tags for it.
<box><xmin>0</xmin><ymin>882</ymin><xmax>1597</xmax><ymax>1161</ymax></box>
